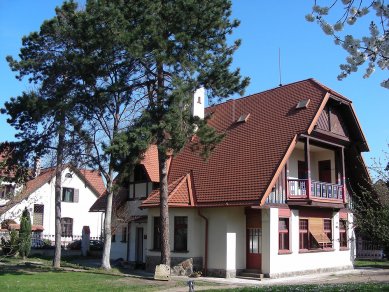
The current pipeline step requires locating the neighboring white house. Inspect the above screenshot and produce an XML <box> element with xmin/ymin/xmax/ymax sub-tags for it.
<box><xmin>0</xmin><ymin>166</ymin><xmax>106</xmax><ymax>239</ymax></box>
<box><xmin>92</xmin><ymin>79</ymin><xmax>370</xmax><ymax>278</ymax></box>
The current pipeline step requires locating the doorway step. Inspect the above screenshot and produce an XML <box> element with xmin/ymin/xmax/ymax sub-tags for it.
<box><xmin>238</xmin><ymin>269</ymin><xmax>264</xmax><ymax>280</ymax></box>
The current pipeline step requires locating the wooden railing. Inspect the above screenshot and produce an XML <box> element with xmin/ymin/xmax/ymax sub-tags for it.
<box><xmin>288</xmin><ymin>179</ymin><xmax>344</xmax><ymax>201</ymax></box>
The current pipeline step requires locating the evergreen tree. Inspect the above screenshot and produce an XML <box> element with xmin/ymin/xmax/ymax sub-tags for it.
<box><xmin>3</xmin><ymin>1</ymin><xmax>85</xmax><ymax>268</ymax></box>
<box><xmin>19</xmin><ymin>207</ymin><xmax>32</xmax><ymax>260</ymax></box>
<box><xmin>108</xmin><ymin>0</ymin><xmax>249</xmax><ymax>267</ymax></box>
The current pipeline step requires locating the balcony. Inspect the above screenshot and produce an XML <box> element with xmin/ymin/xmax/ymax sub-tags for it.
<box><xmin>287</xmin><ymin>179</ymin><xmax>344</xmax><ymax>203</ymax></box>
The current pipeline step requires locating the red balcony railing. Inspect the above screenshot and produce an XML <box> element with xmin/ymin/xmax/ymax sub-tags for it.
<box><xmin>288</xmin><ymin>179</ymin><xmax>344</xmax><ymax>201</ymax></box>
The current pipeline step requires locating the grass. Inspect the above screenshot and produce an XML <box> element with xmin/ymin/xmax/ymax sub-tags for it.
<box><xmin>203</xmin><ymin>283</ymin><xmax>389</xmax><ymax>291</ymax></box>
<box><xmin>354</xmin><ymin>259</ymin><xmax>389</xmax><ymax>269</ymax></box>
<box><xmin>1</xmin><ymin>256</ymin><xmax>389</xmax><ymax>291</ymax></box>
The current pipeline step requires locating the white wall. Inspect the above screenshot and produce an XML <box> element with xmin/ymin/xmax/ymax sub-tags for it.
<box><xmin>147</xmin><ymin>208</ymin><xmax>205</xmax><ymax>260</ymax></box>
<box><xmin>288</xmin><ymin>146</ymin><xmax>336</xmax><ymax>183</ymax></box>
<box><xmin>0</xmin><ymin>167</ymin><xmax>103</xmax><ymax>238</ymax></box>
<box><xmin>262</xmin><ymin>207</ymin><xmax>353</xmax><ymax>277</ymax></box>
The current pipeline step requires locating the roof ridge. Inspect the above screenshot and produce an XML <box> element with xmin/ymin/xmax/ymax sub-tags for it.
<box><xmin>206</xmin><ymin>78</ymin><xmax>318</xmax><ymax>111</ymax></box>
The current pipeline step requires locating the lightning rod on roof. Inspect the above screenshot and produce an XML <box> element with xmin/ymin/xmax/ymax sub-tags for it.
<box><xmin>278</xmin><ymin>48</ymin><xmax>282</xmax><ymax>87</ymax></box>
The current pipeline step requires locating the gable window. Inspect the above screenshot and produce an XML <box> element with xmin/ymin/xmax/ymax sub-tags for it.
<box><xmin>61</xmin><ymin>217</ymin><xmax>73</xmax><ymax>237</ymax></box>
<box><xmin>0</xmin><ymin>184</ymin><xmax>15</xmax><ymax>199</ymax></box>
<box><xmin>62</xmin><ymin>188</ymin><xmax>74</xmax><ymax>202</ymax></box>
<box><xmin>153</xmin><ymin>217</ymin><xmax>161</xmax><ymax>250</ymax></box>
<box><xmin>33</xmin><ymin>204</ymin><xmax>44</xmax><ymax>226</ymax></box>
<box><xmin>278</xmin><ymin>218</ymin><xmax>290</xmax><ymax>252</ymax></box>
<box><xmin>174</xmin><ymin>216</ymin><xmax>188</xmax><ymax>252</ymax></box>
<box><xmin>339</xmin><ymin>219</ymin><xmax>348</xmax><ymax>249</ymax></box>
<box><xmin>128</xmin><ymin>165</ymin><xmax>149</xmax><ymax>200</ymax></box>
<box><xmin>62</xmin><ymin>188</ymin><xmax>79</xmax><ymax>203</ymax></box>
<box><xmin>121</xmin><ymin>227</ymin><xmax>127</xmax><ymax>243</ymax></box>
<box><xmin>299</xmin><ymin>217</ymin><xmax>333</xmax><ymax>251</ymax></box>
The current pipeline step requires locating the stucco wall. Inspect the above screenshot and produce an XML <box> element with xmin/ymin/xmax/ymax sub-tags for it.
<box><xmin>262</xmin><ymin>207</ymin><xmax>353</xmax><ymax>277</ymax></box>
<box><xmin>0</xmin><ymin>167</ymin><xmax>103</xmax><ymax>238</ymax></box>
<box><xmin>288</xmin><ymin>147</ymin><xmax>336</xmax><ymax>183</ymax></box>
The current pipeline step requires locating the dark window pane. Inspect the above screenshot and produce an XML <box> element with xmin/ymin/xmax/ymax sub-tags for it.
<box><xmin>174</xmin><ymin>216</ymin><xmax>187</xmax><ymax>251</ymax></box>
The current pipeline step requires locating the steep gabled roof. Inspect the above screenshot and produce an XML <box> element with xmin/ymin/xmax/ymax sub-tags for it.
<box><xmin>0</xmin><ymin>166</ymin><xmax>106</xmax><ymax>215</ymax></box>
<box><xmin>141</xmin><ymin>172</ymin><xmax>195</xmax><ymax>208</ymax></box>
<box><xmin>142</xmin><ymin>78</ymin><xmax>369</xmax><ymax>208</ymax></box>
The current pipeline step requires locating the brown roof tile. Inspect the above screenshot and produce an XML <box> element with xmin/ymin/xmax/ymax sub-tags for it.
<box><xmin>143</xmin><ymin>79</ymin><xmax>369</xmax><ymax>208</ymax></box>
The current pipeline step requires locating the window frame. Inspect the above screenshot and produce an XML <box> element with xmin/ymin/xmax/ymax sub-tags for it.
<box><xmin>61</xmin><ymin>217</ymin><xmax>73</xmax><ymax>237</ymax></box>
<box><xmin>174</xmin><ymin>216</ymin><xmax>188</xmax><ymax>252</ymax></box>
<box><xmin>339</xmin><ymin>219</ymin><xmax>348</xmax><ymax>249</ymax></box>
<box><xmin>153</xmin><ymin>217</ymin><xmax>161</xmax><ymax>251</ymax></box>
<box><xmin>62</xmin><ymin>187</ymin><xmax>74</xmax><ymax>202</ymax></box>
<box><xmin>299</xmin><ymin>217</ymin><xmax>333</xmax><ymax>252</ymax></box>
<box><xmin>278</xmin><ymin>217</ymin><xmax>291</xmax><ymax>253</ymax></box>
<box><xmin>121</xmin><ymin>226</ymin><xmax>127</xmax><ymax>243</ymax></box>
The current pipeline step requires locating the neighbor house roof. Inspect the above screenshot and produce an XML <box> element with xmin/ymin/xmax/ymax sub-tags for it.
<box><xmin>0</xmin><ymin>166</ymin><xmax>106</xmax><ymax>216</ymax></box>
<box><xmin>140</xmin><ymin>78</ymin><xmax>369</xmax><ymax>208</ymax></box>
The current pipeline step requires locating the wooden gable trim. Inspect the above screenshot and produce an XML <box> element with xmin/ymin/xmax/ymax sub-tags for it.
<box><xmin>307</xmin><ymin>92</ymin><xmax>330</xmax><ymax>135</ymax></box>
<box><xmin>260</xmin><ymin>135</ymin><xmax>298</xmax><ymax>206</ymax></box>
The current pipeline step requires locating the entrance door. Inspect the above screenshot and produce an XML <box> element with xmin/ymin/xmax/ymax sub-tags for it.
<box><xmin>319</xmin><ymin>160</ymin><xmax>331</xmax><ymax>183</ymax></box>
<box><xmin>246</xmin><ymin>210</ymin><xmax>261</xmax><ymax>270</ymax></box>
<box><xmin>135</xmin><ymin>227</ymin><xmax>143</xmax><ymax>263</ymax></box>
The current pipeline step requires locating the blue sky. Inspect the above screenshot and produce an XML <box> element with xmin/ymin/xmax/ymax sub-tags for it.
<box><xmin>0</xmin><ymin>1</ymin><xmax>388</xmax><ymax>171</ymax></box>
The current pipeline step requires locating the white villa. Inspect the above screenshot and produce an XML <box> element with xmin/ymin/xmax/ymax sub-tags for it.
<box><xmin>0</xmin><ymin>165</ymin><xmax>106</xmax><ymax>239</ymax></box>
<box><xmin>92</xmin><ymin>79</ymin><xmax>369</xmax><ymax>278</ymax></box>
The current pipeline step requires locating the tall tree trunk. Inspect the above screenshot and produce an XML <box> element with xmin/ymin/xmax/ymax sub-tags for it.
<box><xmin>158</xmin><ymin>150</ymin><xmax>170</xmax><ymax>267</ymax></box>
<box><xmin>53</xmin><ymin>118</ymin><xmax>65</xmax><ymax>268</ymax></box>
<box><xmin>101</xmin><ymin>177</ymin><xmax>113</xmax><ymax>270</ymax></box>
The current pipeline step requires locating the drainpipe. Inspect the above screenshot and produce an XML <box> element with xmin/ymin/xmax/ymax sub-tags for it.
<box><xmin>197</xmin><ymin>209</ymin><xmax>208</xmax><ymax>276</ymax></box>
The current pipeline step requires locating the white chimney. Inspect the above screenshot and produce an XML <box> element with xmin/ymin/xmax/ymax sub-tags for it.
<box><xmin>33</xmin><ymin>157</ymin><xmax>41</xmax><ymax>178</ymax></box>
<box><xmin>192</xmin><ymin>87</ymin><xmax>205</xmax><ymax>119</ymax></box>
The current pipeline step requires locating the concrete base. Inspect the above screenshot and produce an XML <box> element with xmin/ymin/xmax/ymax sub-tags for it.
<box><xmin>267</xmin><ymin>265</ymin><xmax>354</xmax><ymax>279</ymax></box>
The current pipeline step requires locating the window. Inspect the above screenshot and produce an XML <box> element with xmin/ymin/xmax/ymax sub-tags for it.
<box><xmin>62</xmin><ymin>188</ymin><xmax>74</xmax><ymax>202</ymax></box>
<box><xmin>61</xmin><ymin>218</ymin><xmax>73</xmax><ymax>237</ymax></box>
<box><xmin>134</xmin><ymin>165</ymin><xmax>148</xmax><ymax>182</ymax></box>
<box><xmin>299</xmin><ymin>217</ymin><xmax>333</xmax><ymax>251</ymax></box>
<box><xmin>33</xmin><ymin>204</ymin><xmax>44</xmax><ymax>226</ymax></box>
<box><xmin>65</xmin><ymin>173</ymin><xmax>73</xmax><ymax>178</ymax></box>
<box><xmin>248</xmin><ymin>228</ymin><xmax>261</xmax><ymax>254</ymax></box>
<box><xmin>339</xmin><ymin>219</ymin><xmax>348</xmax><ymax>248</ymax></box>
<box><xmin>0</xmin><ymin>184</ymin><xmax>15</xmax><ymax>199</ymax></box>
<box><xmin>299</xmin><ymin>219</ymin><xmax>309</xmax><ymax>250</ymax></box>
<box><xmin>174</xmin><ymin>216</ymin><xmax>188</xmax><ymax>252</ymax></box>
<box><xmin>323</xmin><ymin>219</ymin><xmax>332</xmax><ymax>248</ymax></box>
<box><xmin>153</xmin><ymin>217</ymin><xmax>161</xmax><ymax>250</ymax></box>
<box><xmin>121</xmin><ymin>227</ymin><xmax>127</xmax><ymax>243</ymax></box>
<box><xmin>112</xmin><ymin>232</ymin><xmax>116</xmax><ymax>242</ymax></box>
<box><xmin>298</xmin><ymin>160</ymin><xmax>307</xmax><ymax>179</ymax></box>
<box><xmin>278</xmin><ymin>218</ymin><xmax>290</xmax><ymax>251</ymax></box>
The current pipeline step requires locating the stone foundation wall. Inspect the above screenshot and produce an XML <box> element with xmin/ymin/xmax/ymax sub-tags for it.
<box><xmin>146</xmin><ymin>255</ymin><xmax>203</xmax><ymax>274</ymax></box>
<box><xmin>207</xmin><ymin>269</ymin><xmax>237</xmax><ymax>278</ymax></box>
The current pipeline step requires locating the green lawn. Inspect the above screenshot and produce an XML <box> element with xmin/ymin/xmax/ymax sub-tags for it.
<box><xmin>354</xmin><ymin>259</ymin><xmax>389</xmax><ymax>269</ymax></box>
<box><xmin>1</xmin><ymin>257</ymin><xmax>389</xmax><ymax>291</ymax></box>
<box><xmin>204</xmin><ymin>284</ymin><xmax>389</xmax><ymax>291</ymax></box>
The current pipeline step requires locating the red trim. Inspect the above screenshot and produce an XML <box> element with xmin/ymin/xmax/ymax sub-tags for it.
<box><xmin>278</xmin><ymin>208</ymin><xmax>291</xmax><ymax>217</ymax></box>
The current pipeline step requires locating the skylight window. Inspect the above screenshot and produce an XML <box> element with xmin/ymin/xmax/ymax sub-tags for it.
<box><xmin>296</xmin><ymin>99</ymin><xmax>310</xmax><ymax>109</ymax></box>
<box><xmin>236</xmin><ymin>113</ymin><xmax>250</xmax><ymax>123</ymax></box>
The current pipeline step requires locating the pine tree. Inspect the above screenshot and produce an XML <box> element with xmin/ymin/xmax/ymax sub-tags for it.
<box><xmin>108</xmin><ymin>0</ymin><xmax>250</xmax><ymax>267</ymax></box>
<box><xmin>19</xmin><ymin>208</ymin><xmax>32</xmax><ymax>260</ymax></box>
<box><xmin>3</xmin><ymin>1</ymin><xmax>85</xmax><ymax>268</ymax></box>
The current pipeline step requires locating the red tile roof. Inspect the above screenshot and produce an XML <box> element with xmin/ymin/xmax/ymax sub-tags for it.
<box><xmin>139</xmin><ymin>145</ymin><xmax>172</xmax><ymax>182</ymax></box>
<box><xmin>140</xmin><ymin>79</ymin><xmax>368</xmax><ymax>208</ymax></box>
<box><xmin>141</xmin><ymin>172</ymin><xmax>195</xmax><ymax>208</ymax></box>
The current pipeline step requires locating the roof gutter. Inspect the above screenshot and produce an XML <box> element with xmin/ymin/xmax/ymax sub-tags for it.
<box><xmin>197</xmin><ymin>208</ymin><xmax>208</xmax><ymax>276</ymax></box>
